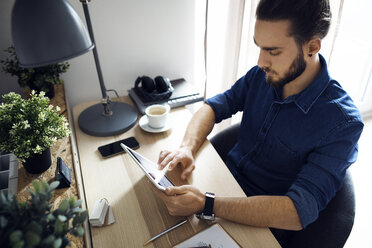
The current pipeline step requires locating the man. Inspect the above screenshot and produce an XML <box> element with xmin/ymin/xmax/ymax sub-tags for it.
<box><xmin>157</xmin><ymin>0</ymin><xmax>363</xmax><ymax>241</ymax></box>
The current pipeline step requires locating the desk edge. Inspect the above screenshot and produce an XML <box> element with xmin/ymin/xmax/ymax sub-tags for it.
<box><xmin>67</xmin><ymin>98</ymin><xmax>92</xmax><ymax>248</ymax></box>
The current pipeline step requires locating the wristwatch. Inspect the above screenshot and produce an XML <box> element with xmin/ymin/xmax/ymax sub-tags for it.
<box><xmin>196</xmin><ymin>192</ymin><xmax>215</xmax><ymax>220</ymax></box>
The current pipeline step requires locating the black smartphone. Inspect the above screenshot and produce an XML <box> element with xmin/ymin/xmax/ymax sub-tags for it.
<box><xmin>98</xmin><ymin>137</ymin><xmax>140</xmax><ymax>158</ymax></box>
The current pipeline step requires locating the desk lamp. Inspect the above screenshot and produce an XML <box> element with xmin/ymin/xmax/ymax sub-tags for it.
<box><xmin>11</xmin><ymin>0</ymin><xmax>138</xmax><ymax>136</ymax></box>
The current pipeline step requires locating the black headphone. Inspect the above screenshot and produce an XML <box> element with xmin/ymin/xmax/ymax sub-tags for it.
<box><xmin>135</xmin><ymin>76</ymin><xmax>173</xmax><ymax>102</ymax></box>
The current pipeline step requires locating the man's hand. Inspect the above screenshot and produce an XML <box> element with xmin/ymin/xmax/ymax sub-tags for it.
<box><xmin>157</xmin><ymin>147</ymin><xmax>195</xmax><ymax>180</ymax></box>
<box><xmin>156</xmin><ymin>185</ymin><xmax>205</xmax><ymax>216</ymax></box>
<box><xmin>157</xmin><ymin>104</ymin><xmax>215</xmax><ymax>181</ymax></box>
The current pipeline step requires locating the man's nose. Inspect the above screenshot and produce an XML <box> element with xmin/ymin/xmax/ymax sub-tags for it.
<box><xmin>257</xmin><ymin>50</ymin><xmax>270</xmax><ymax>69</ymax></box>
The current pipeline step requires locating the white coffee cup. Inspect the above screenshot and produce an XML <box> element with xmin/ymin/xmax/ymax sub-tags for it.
<box><xmin>145</xmin><ymin>104</ymin><xmax>170</xmax><ymax>129</ymax></box>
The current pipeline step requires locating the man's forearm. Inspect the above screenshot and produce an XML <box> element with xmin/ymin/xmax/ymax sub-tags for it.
<box><xmin>180</xmin><ymin>104</ymin><xmax>215</xmax><ymax>156</ymax></box>
<box><xmin>214</xmin><ymin>195</ymin><xmax>303</xmax><ymax>231</ymax></box>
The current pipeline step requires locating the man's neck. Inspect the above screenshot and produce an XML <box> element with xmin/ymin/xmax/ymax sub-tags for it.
<box><xmin>282</xmin><ymin>54</ymin><xmax>321</xmax><ymax>99</ymax></box>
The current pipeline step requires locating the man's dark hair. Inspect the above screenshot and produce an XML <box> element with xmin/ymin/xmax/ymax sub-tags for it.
<box><xmin>256</xmin><ymin>0</ymin><xmax>331</xmax><ymax>45</ymax></box>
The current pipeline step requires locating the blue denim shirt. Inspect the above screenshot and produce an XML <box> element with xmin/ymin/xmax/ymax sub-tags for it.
<box><xmin>205</xmin><ymin>55</ymin><xmax>363</xmax><ymax>228</ymax></box>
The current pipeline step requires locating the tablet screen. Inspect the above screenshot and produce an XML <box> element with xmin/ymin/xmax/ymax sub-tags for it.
<box><xmin>123</xmin><ymin>144</ymin><xmax>174</xmax><ymax>190</ymax></box>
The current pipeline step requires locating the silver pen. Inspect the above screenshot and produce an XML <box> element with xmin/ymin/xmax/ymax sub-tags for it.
<box><xmin>143</xmin><ymin>219</ymin><xmax>188</xmax><ymax>246</ymax></box>
<box><xmin>187</xmin><ymin>245</ymin><xmax>212</xmax><ymax>248</ymax></box>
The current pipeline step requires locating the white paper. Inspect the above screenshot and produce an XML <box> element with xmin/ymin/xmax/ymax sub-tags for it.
<box><xmin>174</xmin><ymin>224</ymin><xmax>240</xmax><ymax>248</ymax></box>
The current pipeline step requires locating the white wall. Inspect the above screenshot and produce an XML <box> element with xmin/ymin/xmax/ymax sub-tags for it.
<box><xmin>0</xmin><ymin>0</ymin><xmax>22</xmax><ymax>98</ymax></box>
<box><xmin>0</xmin><ymin>0</ymin><xmax>203</xmax><ymax>108</ymax></box>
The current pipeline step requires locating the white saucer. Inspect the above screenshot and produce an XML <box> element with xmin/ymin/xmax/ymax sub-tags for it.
<box><xmin>139</xmin><ymin>115</ymin><xmax>172</xmax><ymax>133</ymax></box>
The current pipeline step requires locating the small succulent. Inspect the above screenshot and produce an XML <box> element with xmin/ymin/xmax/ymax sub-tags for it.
<box><xmin>1</xmin><ymin>46</ymin><xmax>69</xmax><ymax>94</ymax></box>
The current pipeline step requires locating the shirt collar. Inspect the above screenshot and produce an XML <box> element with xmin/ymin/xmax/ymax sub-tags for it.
<box><xmin>294</xmin><ymin>54</ymin><xmax>331</xmax><ymax>114</ymax></box>
<box><xmin>273</xmin><ymin>54</ymin><xmax>331</xmax><ymax>114</ymax></box>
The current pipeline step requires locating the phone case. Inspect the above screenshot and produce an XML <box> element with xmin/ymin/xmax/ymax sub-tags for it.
<box><xmin>56</xmin><ymin>157</ymin><xmax>71</xmax><ymax>188</ymax></box>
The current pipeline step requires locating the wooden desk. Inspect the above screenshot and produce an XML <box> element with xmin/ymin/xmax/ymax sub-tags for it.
<box><xmin>72</xmin><ymin>96</ymin><xmax>281</xmax><ymax>248</ymax></box>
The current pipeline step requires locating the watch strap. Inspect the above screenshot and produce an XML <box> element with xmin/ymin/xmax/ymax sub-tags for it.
<box><xmin>203</xmin><ymin>192</ymin><xmax>215</xmax><ymax>217</ymax></box>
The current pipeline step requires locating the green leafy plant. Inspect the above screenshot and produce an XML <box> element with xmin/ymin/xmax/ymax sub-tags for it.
<box><xmin>0</xmin><ymin>91</ymin><xmax>71</xmax><ymax>162</ymax></box>
<box><xmin>1</xmin><ymin>46</ymin><xmax>69</xmax><ymax>94</ymax></box>
<box><xmin>0</xmin><ymin>180</ymin><xmax>88</xmax><ymax>248</ymax></box>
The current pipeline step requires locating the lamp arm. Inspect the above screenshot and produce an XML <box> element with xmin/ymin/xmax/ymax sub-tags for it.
<box><xmin>81</xmin><ymin>1</ymin><xmax>112</xmax><ymax>116</ymax></box>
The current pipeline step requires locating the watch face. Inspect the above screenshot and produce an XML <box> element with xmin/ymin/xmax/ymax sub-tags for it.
<box><xmin>203</xmin><ymin>214</ymin><xmax>215</xmax><ymax>221</ymax></box>
<box><xmin>196</xmin><ymin>213</ymin><xmax>215</xmax><ymax>221</ymax></box>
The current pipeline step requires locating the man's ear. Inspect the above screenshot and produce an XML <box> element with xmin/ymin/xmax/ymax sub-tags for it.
<box><xmin>305</xmin><ymin>37</ymin><xmax>321</xmax><ymax>57</ymax></box>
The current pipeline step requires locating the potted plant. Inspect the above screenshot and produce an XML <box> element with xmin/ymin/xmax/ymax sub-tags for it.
<box><xmin>1</xmin><ymin>46</ymin><xmax>69</xmax><ymax>99</ymax></box>
<box><xmin>0</xmin><ymin>91</ymin><xmax>71</xmax><ymax>173</ymax></box>
<box><xmin>0</xmin><ymin>179</ymin><xmax>88</xmax><ymax>248</ymax></box>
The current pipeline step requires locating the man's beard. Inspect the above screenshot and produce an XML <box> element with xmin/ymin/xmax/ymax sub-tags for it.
<box><xmin>263</xmin><ymin>51</ymin><xmax>306</xmax><ymax>88</ymax></box>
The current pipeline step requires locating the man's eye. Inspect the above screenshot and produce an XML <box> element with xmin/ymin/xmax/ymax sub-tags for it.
<box><xmin>269</xmin><ymin>51</ymin><xmax>281</xmax><ymax>56</ymax></box>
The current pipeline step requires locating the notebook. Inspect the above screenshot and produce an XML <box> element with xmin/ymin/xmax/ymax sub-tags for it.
<box><xmin>174</xmin><ymin>223</ymin><xmax>241</xmax><ymax>248</ymax></box>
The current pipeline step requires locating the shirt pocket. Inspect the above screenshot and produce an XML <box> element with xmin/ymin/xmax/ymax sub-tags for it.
<box><xmin>260</xmin><ymin>137</ymin><xmax>302</xmax><ymax>178</ymax></box>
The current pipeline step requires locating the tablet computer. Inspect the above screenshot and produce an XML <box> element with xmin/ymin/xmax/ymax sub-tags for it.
<box><xmin>120</xmin><ymin>143</ymin><xmax>174</xmax><ymax>192</ymax></box>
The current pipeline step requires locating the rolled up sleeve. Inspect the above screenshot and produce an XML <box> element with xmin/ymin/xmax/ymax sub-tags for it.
<box><xmin>286</xmin><ymin>120</ymin><xmax>363</xmax><ymax>228</ymax></box>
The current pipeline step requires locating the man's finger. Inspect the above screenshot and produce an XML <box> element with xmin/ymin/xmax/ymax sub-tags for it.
<box><xmin>161</xmin><ymin>151</ymin><xmax>183</xmax><ymax>169</ymax></box>
<box><xmin>158</xmin><ymin>150</ymin><xmax>171</xmax><ymax>164</ymax></box>
<box><xmin>158</xmin><ymin>152</ymin><xmax>176</xmax><ymax>169</ymax></box>
<box><xmin>165</xmin><ymin>185</ymin><xmax>189</xmax><ymax>196</ymax></box>
<box><xmin>166</xmin><ymin>160</ymin><xmax>181</xmax><ymax>171</ymax></box>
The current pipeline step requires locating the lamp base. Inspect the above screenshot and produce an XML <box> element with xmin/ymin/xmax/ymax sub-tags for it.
<box><xmin>78</xmin><ymin>101</ymin><xmax>138</xmax><ymax>137</ymax></box>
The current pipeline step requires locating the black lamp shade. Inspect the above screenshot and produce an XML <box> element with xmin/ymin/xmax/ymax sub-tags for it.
<box><xmin>11</xmin><ymin>0</ymin><xmax>94</xmax><ymax>68</ymax></box>
<box><xmin>11</xmin><ymin>0</ymin><xmax>139</xmax><ymax>137</ymax></box>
